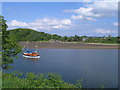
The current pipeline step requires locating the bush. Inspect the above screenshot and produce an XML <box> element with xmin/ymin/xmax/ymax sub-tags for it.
<box><xmin>2</xmin><ymin>72</ymin><xmax>82</xmax><ymax>88</ymax></box>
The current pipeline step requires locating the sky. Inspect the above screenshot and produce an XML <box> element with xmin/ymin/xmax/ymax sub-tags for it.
<box><xmin>2</xmin><ymin>0</ymin><xmax>118</xmax><ymax>36</ymax></box>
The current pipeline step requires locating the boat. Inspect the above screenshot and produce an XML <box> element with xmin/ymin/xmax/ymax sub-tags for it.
<box><xmin>22</xmin><ymin>43</ymin><xmax>40</xmax><ymax>58</ymax></box>
<box><xmin>23</xmin><ymin>51</ymin><xmax>40</xmax><ymax>58</ymax></box>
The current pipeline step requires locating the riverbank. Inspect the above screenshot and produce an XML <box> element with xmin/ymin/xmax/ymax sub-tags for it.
<box><xmin>19</xmin><ymin>41</ymin><xmax>119</xmax><ymax>49</ymax></box>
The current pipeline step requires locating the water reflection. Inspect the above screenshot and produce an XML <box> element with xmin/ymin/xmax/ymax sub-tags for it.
<box><xmin>23</xmin><ymin>57</ymin><xmax>40</xmax><ymax>61</ymax></box>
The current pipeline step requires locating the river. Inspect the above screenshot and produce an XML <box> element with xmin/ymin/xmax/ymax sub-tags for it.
<box><xmin>3</xmin><ymin>49</ymin><xmax>118</xmax><ymax>88</ymax></box>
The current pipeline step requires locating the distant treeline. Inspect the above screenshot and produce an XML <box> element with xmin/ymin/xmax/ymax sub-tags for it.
<box><xmin>8</xmin><ymin>28</ymin><xmax>119</xmax><ymax>43</ymax></box>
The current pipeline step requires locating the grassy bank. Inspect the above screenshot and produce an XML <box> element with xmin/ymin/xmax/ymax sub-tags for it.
<box><xmin>3</xmin><ymin>72</ymin><xmax>82</xmax><ymax>88</ymax></box>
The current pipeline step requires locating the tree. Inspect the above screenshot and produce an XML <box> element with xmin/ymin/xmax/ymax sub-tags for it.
<box><xmin>107</xmin><ymin>35</ymin><xmax>111</xmax><ymax>42</ymax></box>
<box><xmin>1</xmin><ymin>16</ymin><xmax>21</xmax><ymax>69</ymax></box>
<box><xmin>74</xmin><ymin>35</ymin><xmax>80</xmax><ymax>42</ymax></box>
<box><xmin>61</xmin><ymin>36</ymin><xmax>68</xmax><ymax>41</ymax></box>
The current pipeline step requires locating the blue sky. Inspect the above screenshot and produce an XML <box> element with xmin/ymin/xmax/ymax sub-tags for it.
<box><xmin>2</xmin><ymin>1</ymin><xmax>118</xmax><ymax>36</ymax></box>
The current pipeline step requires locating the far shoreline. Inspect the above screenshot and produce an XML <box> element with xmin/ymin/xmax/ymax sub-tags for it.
<box><xmin>19</xmin><ymin>41</ymin><xmax>119</xmax><ymax>49</ymax></box>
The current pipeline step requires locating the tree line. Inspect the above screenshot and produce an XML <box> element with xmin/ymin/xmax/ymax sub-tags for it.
<box><xmin>8</xmin><ymin>28</ymin><xmax>119</xmax><ymax>44</ymax></box>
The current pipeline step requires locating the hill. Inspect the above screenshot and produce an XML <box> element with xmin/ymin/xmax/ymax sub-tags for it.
<box><xmin>7</xmin><ymin>28</ymin><xmax>119</xmax><ymax>43</ymax></box>
<box><xmin>8</xmin><ymin>28</ymin><xmax>61</xmax><ymax>42</ymax></box>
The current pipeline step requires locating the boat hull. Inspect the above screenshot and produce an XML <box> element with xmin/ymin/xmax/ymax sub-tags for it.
<box><xmin>23</xmin><ymin>55</ymin><xmax>40</xmax><ymax>58</ymax></box>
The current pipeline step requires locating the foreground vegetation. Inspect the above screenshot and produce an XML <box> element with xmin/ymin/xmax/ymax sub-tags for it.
<box><xmin>3</xmin><ymin>72</ymin><xmax>82</xmax><ymax>88</ymax></box>
<box><xmin>8</xmin><ymin>28</ymin><xmax>119</xmax><ymax>44</ymax></box>
<box><xmin>1</xmin><ymin>16</ymin><xmax>21</xmax><ymax>69</ymax></box>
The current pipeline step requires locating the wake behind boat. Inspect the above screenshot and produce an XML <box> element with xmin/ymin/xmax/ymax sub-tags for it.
<box><xmin>23</xmin><ymin>51</ymin><xmax>40</xmax><ymax>58</ymax></box>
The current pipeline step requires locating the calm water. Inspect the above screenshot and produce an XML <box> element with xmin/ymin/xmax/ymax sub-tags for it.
<box><xmin>4</xmin><ymin>49</ymin><xmax>118</xmax><ymax>88</ymax></box>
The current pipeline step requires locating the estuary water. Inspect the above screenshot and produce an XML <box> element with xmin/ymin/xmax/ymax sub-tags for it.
<box><xmin>4</xmin><ymin>49</ymin><xmax>118</xmax><ymax>88</ymax></box>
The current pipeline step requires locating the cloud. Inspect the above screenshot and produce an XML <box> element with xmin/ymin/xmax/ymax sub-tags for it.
<box><xmin>71</xmin><ymin>15</ymin><xmax>83</xmax><ymax>20</ymax></box>
<box><xmin>7</xmin><ymin>18</ymin><xmax>72</xmax><ymax>31</ymax></box>
<box><xmin>71</xmin><ymin>15</ymin><xmax>96</xmax><ymax>21</ymax></box>
<box><xmin>95</xmin><ymin>28</ymin><xmax>117</xmax><ymax>34</ymax></box>
<box><xmin>113</xmin><ymin>22</ymin><xmax>118</xmax><ymax>26</ymax></box>
<box><xmin>88</xmin><ymin>0</ymin><xmax>118</xmax><ymax>12</ymax></box>
<box><xmin>86</xmin><ymin>0</ymin><xmax>118</xmax><ymax>18</ymax></box>
<box><xmin>64</xmin><ymin>7</ymin><xmax>102</xmax><ymax>17</ymax></box>
<box><xmin>85</xmin><ymin>17</ymin><xmax>96</xmax><ymax>21</ymax></box>
<box><xmin>52</xmin><ymin>25</ymin><xmax>66</xmax><ymax>29</ymax></box>
<box><xmin>64</xmin><ymin>7</ymin><xmax>102</xmax><ymax>21</ymax></box>
<box><xmin>64</xmin><ymin>0</ymin><xmax>118</xmax><ymax>21</ymax></box>
<box><xmin>82</xmin><ymin>0</ymin><xmax>93</xmax><ymax>2</ymax></box>
<box><xmin>64</xmin><ymin>7</ymin><xmax>93</xmax><ymax>14</ymax></box>
<box><xmin>8</xmin><ymin>20</ymin><xmax>28</xmax><ymax>27</ymax></box>
<box><xmin>60</xmin><ymin>19</ymin><xmax>72</xmax><ymax>25</ymax></box>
